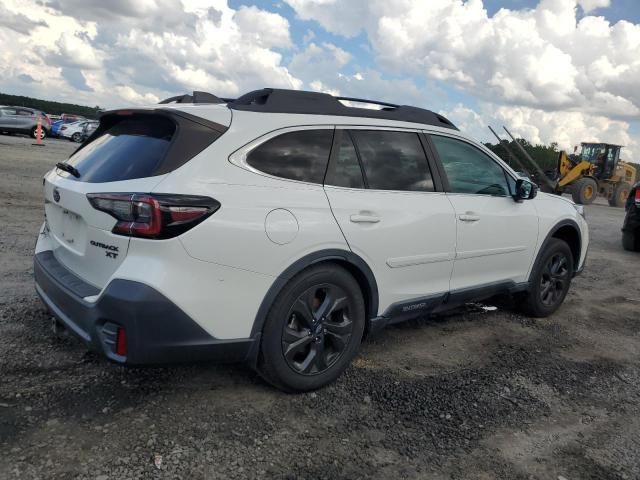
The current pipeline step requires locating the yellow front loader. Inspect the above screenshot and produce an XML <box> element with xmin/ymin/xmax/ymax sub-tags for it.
<box><xmin>557</xmin><ymin>143</ymin><xmax>636</xmax><ymax>207</ymax></box>
<box><xmin>489</xmin><ymin>128</ymin><xmax>636</xmax><ymax>207</ymax></box>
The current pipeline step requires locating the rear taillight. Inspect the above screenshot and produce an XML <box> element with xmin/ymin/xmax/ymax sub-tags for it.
<box><xmin>635</xmin><ymin>188</ymin><xmax>640</xmax><ymax>204</ymax></box>
<box><xmin>87</xmin><ymin>193</ymin><xmax>219</xmax><ymax>239</ymax></box>
<box><xmin>115</xmin><ymin>327</ymin><xmax>127</xmax><ymax>356</ymax></box>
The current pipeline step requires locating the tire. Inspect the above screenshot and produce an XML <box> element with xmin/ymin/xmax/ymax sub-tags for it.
<box><xmin>571</xmin><ymin>177</ymin><xmax>598</xmax><ymax>204</ymax></box>
<box><xmin>30</xmin><ymin>126</ymin><xmax>46</xmax><ymax>140</ymax></box>
<box><xmin>622</xmin><ymin>230</ymin><xmax>639</xmax><ymax>252</ymax></box>
<box><xmin>258</xmin><ymin>264</ymin><xmax>366</xmax><ymax>392</ymax></box>
<box><xmin>71</xmin><ymin>132</ymin><xmax>82</xmax><ymax>143</ymax></box>
<box><xmin>519</xmin><ymin>238</ymin><xmax>574</xmax><ymax>318</ymax></box>
<box><xmin>609</xmin><ymin>183</ymin><xmax>631</xmax><ymax>208</ymax></box>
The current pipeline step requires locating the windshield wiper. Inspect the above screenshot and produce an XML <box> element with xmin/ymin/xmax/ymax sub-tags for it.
<box><xmin>55</xmin><ymin>162</ymin><xmax>81</xmax><ymax>178</ymax></box>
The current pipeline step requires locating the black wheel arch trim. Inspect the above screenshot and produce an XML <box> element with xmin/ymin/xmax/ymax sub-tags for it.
<box><xmin>249</xmin><ymin>249</ymin><xmax>379</xmax><ymax>342</ymax></box>
<box><xmin>532</xmin><ymin>218</ymin><xmax>583</xmax><ymax>280</ymax></box>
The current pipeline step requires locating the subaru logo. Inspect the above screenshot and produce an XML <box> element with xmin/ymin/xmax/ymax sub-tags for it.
<box><xmin>53</xmin><ymin>188</ymin><xmax>60</xmax><ymax>203</ymax></box>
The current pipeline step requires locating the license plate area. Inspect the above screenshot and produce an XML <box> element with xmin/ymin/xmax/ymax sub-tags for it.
<box><xmin>47</xmin><ymin>205</ymin><xmax>88</xmax><ymax>255</ymax></box>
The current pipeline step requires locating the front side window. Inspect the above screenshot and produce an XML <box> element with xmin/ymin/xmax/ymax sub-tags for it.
<box><xmin>0</xmin><ymin>108</ymin><xmax>17</xmax><ymax>116</ymax></box>
<box><xmin>350</xmin><ymin>130</ymin><xmax>434</xmax><ymax>191</ymax></box>
<box><xmin>324</xmin><ymin>131</ymin><xmax>364</xmax><ymax>188</ymax></box>
<box><xmin>431</xmin><ymin>135</ymin><xmax>510</xmax><ymax>196</ymax></box>
<box><xmin>246</xmin><ymin>129</ymin><xmax>334</xmax><ymax>184</ymax></box>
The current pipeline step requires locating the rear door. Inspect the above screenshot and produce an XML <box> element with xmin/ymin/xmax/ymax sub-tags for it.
<box><xmin>427</xmin><ymin>133</ymin><xmax>539</xmax><ymax>291</ymax></box>
<box><xmin>324</xmin><ymin>128</ymin><xmax>456</xmax><ymax>315</ymax></box>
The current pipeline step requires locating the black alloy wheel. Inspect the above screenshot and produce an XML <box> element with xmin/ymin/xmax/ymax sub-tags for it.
<box><xmin>258</xmin><ymin>264</ymin><xmax>365</xmax><ymax>392</ymax></box>
<box><xmin>282</xmin><ymin>284</ymin><xmax>354</xmax><ymax>375</ymax></box>
<box><xmin>539</xmin><ymin>252</ymin><xmax>569</xmax><ymax>306</ymax></box>
<box><xmin>519</xmin><ymin>238</ymin><xmax>574</xmax><ymax>317</ymax></box>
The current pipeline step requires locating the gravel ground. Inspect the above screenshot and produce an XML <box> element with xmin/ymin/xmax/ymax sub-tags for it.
<box><xmin>1</xmin><ymin>134</ymin><xmax>639</xmax><ymax>480</ymax></box>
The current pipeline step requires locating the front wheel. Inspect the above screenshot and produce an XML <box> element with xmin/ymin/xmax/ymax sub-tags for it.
<box><xmin>519</xmin><ymin>238</ymin><xmax>574</xmax><ymax>317</ymax></box>
<box><xmin>258</xmin><ymin>264</ymin><xmax>365</xmax><ymax>392</ymax></box>
<box><xmin>71</xmin><ymin>132</ymin><xmax>82</xmax><ymax>143</ymax></box>
<box><xmin>571</xmin><ymin>177</ymin><xmax>598</xmax><ymax>205</ymax></box>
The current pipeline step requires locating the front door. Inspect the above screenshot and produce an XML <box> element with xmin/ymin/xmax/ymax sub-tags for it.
<box><xmin>0</xmin><ymin>107</ymin><xmax>18</xmax><ymax>131</ymax></box>
<box><xmin>324</xmin><ymin>128</ymin><xmax>457</xmax><ymax>315</ymax></box>
<box><xmin>428</xmin><ymin>133</ymin><xmax>539</xmax><ymax>291</ymax></box>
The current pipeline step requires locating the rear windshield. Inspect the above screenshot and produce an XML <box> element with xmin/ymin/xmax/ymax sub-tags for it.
<box><xmin>65</xmin><ymin>116</ymin><xmax>175</xmax><ymax>183</ymax></box>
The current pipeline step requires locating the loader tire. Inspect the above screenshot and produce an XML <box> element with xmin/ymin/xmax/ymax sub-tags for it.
<box><xmin>572</xmin><ymin>177</ymin><xmax>597</xmax><ymax>205</ymax></box>
<box><xmin>609</xmin><ymin>183</ymin><xmax>631</xmax><ymax>208</ymax></box>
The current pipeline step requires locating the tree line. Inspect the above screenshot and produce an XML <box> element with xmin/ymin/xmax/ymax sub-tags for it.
<box><xmin>0</xmin><ymin>92</ymin><xmax>100</xmax><ymax>119</ymax></box>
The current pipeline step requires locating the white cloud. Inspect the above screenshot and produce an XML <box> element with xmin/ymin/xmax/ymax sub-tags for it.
<box><xmin>0</xmin><ymin>0</ymin><xmax>300</xmax><ymax>107</ymax></box>
<box><xmin>233</xmin><ymin>5</ymin><xmax>292</xmax><ymax>48</ymax></box>
<box><xmin>285</xmin><ymin>0</ymin><xmax>640</xmax><ymax>119</ymax></box>
<box><xmin>443</xmin><ymin>102</ymin><xmax>638</xmax><ymax>160</ymax></box>
<box><xmin>577</xmin><ymin>0</ymin><xmax>611</xmax><ymax>13</ymax></box>
<box><xmin>0</xmin><ymin>0</ymin><xmax>637</xmax><ymax>157</ymax></box>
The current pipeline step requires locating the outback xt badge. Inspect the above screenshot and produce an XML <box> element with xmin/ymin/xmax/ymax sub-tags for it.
<box><xmin>90</xmin><ymin>240</ymin><xmax>119</xmax><ymax>259</ymax></box>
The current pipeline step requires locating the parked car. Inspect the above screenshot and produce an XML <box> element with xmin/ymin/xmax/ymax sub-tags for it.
<box><xmin>0</xmin><ymin>106</ymin><xmax>51</xmax><ymax>139</ymax></box>
<box><xmin>35</xmin><ymin>88</ymin><xmax>589</xmax><ymax>392</ymax></box>
<box><xmin>51</xmin><ymin>114</ymin><xmax>87</xmax><ymax>137</ymax></box>
<box><xmin>622</xmin><ymin>182</ymin><xmax>640</xmax><ymax>251</ymax></box>
<box><xmin>59</xmin><ymin>120</ymin><xmax>96</xmax><ymax>142</ymax></box>
<box><xmin>80</xmin><ymin>120</ymin><xmax>99</xmax><ymax>142</ymax></box>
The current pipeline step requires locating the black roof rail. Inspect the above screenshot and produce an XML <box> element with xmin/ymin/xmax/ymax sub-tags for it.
<box><xmin>159</xmin><ymin>91</ymin><xmax>227</xmax><ymax>104</ymax></box>
<box><xmin>227</xmin><ymin>88</ymin><xmax>457</xmax><ymax>129</ymax></box>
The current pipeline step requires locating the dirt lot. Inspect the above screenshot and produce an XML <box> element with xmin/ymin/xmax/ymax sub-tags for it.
<box><xmin>1</xmin><ymin>134</ymin><xmax>639</xmax><ymax>480</ymax></box>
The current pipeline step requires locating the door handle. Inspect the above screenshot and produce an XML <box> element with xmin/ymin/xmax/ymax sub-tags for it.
<box><xmin>458</xmin><ymin>212</ymin><xmax>480</xmax><ymax>222</ymax></box>
<box><xmin>350</xmin><ymin>213</ymin><xmax>380</xmax><ymax>223</ymax></box>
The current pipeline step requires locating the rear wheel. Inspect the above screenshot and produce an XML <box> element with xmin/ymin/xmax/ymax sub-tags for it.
<box><xmin>609</xmin><ymin>183</ymin><xmax>631</xmax><ymax>208</ymax></box>
<box><xmin>258</xmin><ymin>264</ymin><xmax>365</xmax><ymax>392</ymax></box>
<box><xmin>31</xmin><ymin>126</ymin><xmax>46</xmax><ymax>140</ymax></box>
<box><xmin>519</xmin><ymin>238</ymin><xmax>574</xmax><ymax>317</ymax></box>
<box><xmin>571</xmin><ymin>177</ymin><xmax>598</xmax><ymax>205</ymax></box>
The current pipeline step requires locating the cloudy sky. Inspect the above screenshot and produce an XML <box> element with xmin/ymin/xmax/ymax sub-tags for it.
<box><xmin>1</xmin><ymin>0</ymin><xmax>639</xmax><ymax>157</ymax></box>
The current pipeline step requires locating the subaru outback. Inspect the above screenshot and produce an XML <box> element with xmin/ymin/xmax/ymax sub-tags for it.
<box><xmin>34</xmin><ymin>88</ymin><xmax>588</xmax><ymax>391</ymax></box>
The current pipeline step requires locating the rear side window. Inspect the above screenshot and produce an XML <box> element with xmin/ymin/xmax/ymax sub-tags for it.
<box><xmin>66</xmin><ymin>116</ymin><xmax>175</xmax><ymax>183</ymax></box>
<box><xmin>246</xmin><ymin>129</ymin><xmax>334</xmax><ymax>184</ymax></box>
<box><xmin>324</xmin><ymin>131</ymin><xmax>364</xmax><ymax>188</ymax></box>
<box><xmin>350</xmin><ymin>130</ymin><xmax>434</xmax><ymax>192</ymax></box>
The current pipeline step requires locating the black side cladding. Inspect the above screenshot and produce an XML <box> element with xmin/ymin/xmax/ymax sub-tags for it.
<box><xmin>228</xmin><ymin>88</ymin><xmax>458</xmax><ymax>130</ymax></box>
<box><xmin>70</xmin><ymin>108</ymin><xmax>228</xmax><ymax>180</ymax></box>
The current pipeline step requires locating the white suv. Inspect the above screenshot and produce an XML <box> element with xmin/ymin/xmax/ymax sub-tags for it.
<box><xmin>34</xmin><ymin>88</ymin><xmax>588</xmax><ymax>391</ymax></box>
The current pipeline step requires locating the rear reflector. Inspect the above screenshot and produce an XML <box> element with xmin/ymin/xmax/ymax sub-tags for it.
<box><xmin>116</xmin><ymin>327</ymin><xmax>127</xmax><ymax>356</ymax></box>
<box><xmin>87</xmin><ymin>193</ymin><xmax>220</xmax><ymax>239</ymax></box>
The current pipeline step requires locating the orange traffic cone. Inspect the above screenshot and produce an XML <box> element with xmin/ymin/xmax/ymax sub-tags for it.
<box><xmin>32</xmin><ymin>117</ymin><xmax>45</xmax><ymax>147</ymax></box>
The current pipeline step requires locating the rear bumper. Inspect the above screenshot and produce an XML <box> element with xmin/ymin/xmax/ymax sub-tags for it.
<box><xmin>34</xmin><ymin>251</ymin><xmax>259</xmax><ymax>365</ymax></box>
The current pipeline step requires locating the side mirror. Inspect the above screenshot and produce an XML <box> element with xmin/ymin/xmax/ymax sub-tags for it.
<box><xmin>514</xmin><ymin>179</ymin><xmax>538</xmax><ymax>202</ymax></box>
